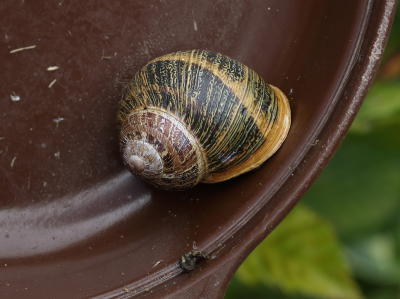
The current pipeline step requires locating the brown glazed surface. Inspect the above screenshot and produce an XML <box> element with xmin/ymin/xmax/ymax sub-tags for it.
<box><xmin>0</xmin><ymin>0</ymin><xmax>396</xmax><ymax>298</ymax></box>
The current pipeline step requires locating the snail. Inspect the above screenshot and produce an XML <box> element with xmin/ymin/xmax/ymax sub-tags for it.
<box><xmin>117</xmin><ymin>50</ymin><xmax>291</xmax><ymax>191</ymax></box>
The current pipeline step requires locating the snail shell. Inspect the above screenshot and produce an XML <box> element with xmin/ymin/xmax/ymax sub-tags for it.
<box><xmin>117</xmin><ymin>50</ymin><xmax>291</xmax><ymax>190</ymax></box>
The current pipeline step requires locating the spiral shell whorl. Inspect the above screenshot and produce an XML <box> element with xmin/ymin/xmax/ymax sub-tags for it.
<box><xmin>119</xmin><ymin>108</ymin><xmax>207</xmax><ymax>190</ymax></box>
<box><xmin>122</xmin><ymin>140</ymin><xmax>163</xmax><ymax>177</ymax></box>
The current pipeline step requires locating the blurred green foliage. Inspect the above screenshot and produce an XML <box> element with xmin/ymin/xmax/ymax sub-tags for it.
<box><xmin>233</xmin><ymin>206</ymin><xmax>361</xmax><ymax>299</ymax></box>
<box><xmin>225</xmin><ymin>5</ymin><xmax>400</xmax><ymax>299</ymax></box>
<box><xmin>382</xmin><ymin>5</ymin><xmax>400</xmax><ymax>62</ymax></box>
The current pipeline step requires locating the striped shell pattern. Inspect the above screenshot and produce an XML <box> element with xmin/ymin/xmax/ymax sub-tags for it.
<box><xmin>117</xmin><ymin>50</ymin><xmax>291</xmax><ymax>190</ymax></box>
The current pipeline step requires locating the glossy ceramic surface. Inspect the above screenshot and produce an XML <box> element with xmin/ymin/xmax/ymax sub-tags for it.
<box><xmin>0</xmin><ymin>0</ymin><xmax>396</xmax><ymax>298</ymax></box>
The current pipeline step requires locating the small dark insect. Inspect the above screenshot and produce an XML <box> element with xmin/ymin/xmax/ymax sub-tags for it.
<box><xmin>179</xmin><ymin>251</ymin><xmax>209</xmax><ymax>272</ymax></box>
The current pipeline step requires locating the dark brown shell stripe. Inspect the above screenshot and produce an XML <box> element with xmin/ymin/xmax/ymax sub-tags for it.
<box><xmin>135</xmin><ymin>50</ymin><xmax>278</xmax><ymax>137</ymax></box>
<box><xmin>119</xmin><ymin>109</ymin><xmax>206</xmax><ymax>190</ymax></box>
<box><xmin>117</xmin><ymin>50</ymin><xmax>278</xmax><ymax>178</ymax></box>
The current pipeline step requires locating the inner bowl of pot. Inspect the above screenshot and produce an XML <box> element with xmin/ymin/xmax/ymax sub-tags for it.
<box><xmin>0</xmin><ymin>0</ymin><xmax>394</xmax><ymax>298</ymax></box>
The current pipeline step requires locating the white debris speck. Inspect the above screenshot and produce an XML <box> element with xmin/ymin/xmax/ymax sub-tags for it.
<box><xmin>47</xmin><ymin>66</ymin><xmax>59</xmax><ymax>71</ymax></box>
<box><xmin>10</xmin><ymin>92</ymin><xmax>20</xmax><ymax>102</ymax></box>
<box><xmin>10</xmin><ymin>45</ymin><xmax>36</xmax><ymax>53</ymax></box>
<box><xmin>52</xmin><ymin>117</ymin><xmax>64</xmax><ymax>127</ymax></box>
<box><xmin>11</xmin><ymin>157</ymin><xmax>16</xmax><ymax>167</ymax></box>
<box><xmin>48</xmin><ymin>79</ymin><xmax>57</xmax><ymax>88</ymax></box>
<box><xmin>153</xmin><ymin>260</ymin><xmax>163</xmax><ymax>268</ymax></box>
<box><xmin>194</xmin><ymin>20</ymin><xmax>197</xmax><ymax>31</ymax></box>
<box><xmin>54</xmin><ymin>152</ymin><xmax>60</xmax><ymax>159</ymax></box>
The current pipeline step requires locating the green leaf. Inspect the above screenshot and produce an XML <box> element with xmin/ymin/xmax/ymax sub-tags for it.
<box><xmin>234</xmin><ymin>205</ymin><xmax>362</xmax><ymax>299</ymax></box>
<box><xmin>350</xmin><ymin>79</ymin><xmax>400</xmax><ymax>133</ymax></box>
<box><xmin>346</xmin><ymin>234</ymin><xmax>400</xmax><ymax>285</ymax></box>
<box><xmin>303</xmin><ymin>123</ymin><xmax>400</xmax><ymax>240</ymax></box>
<box><xmin>225</xmin><ymin>276</ymin><xmax>311</xmax><ymax>299</ymax></box>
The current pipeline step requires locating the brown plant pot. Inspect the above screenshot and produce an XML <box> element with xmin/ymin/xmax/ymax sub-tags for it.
<box><xmin>0</xmin><ymin>0</ymin><xmax>397</xmax><ymax>298</ymax></box>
